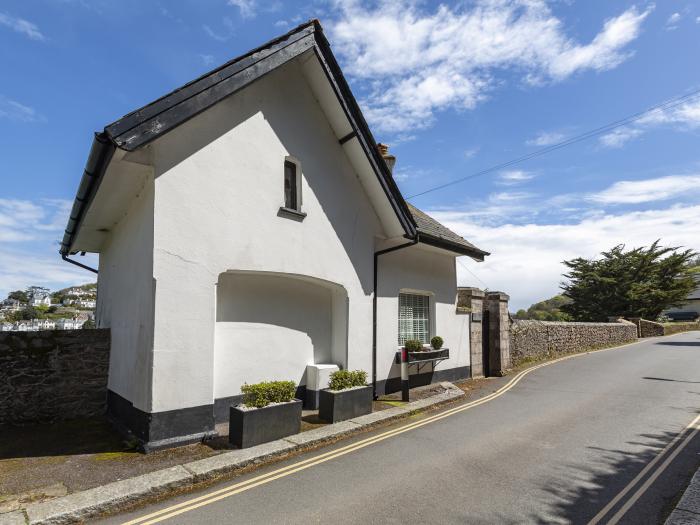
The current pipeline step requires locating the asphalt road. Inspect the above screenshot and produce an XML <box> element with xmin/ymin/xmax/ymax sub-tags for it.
<box><xmin>102</xmin><ymin>332</ymin><xmax>700</xmax><ymax>525</ymax></box>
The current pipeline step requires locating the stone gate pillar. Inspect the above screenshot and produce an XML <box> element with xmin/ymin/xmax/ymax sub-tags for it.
<box><xmin>457</xmin><ymin>287</ymin><xmax>485</xmax><ymax>378</ymax></box>
<box><xmin>484</xmin><ymin>292</ymin><xmax>511</xmax><ymax>375</ymax></box>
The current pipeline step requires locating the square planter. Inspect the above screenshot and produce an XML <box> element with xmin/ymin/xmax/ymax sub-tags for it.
<box><xmin>229</xmin><ymin>399</ymin><xmax>302</xmax><ymax>448</ymax></box>
<box><xmin>319</xmin><ymin>385</ymin><xmax>373</xmax><ymax>423</ymax></box>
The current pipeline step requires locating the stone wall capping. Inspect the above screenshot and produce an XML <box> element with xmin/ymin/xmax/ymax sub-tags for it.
<box><xmin>486</xmin><ymin>291</ymin><xmax>510</xmax><ymax>301</ymax></box>
<box><xmin>456</xmin><ymin>287</ymin><xmax>485</xmax><ymax>298</ymax></box>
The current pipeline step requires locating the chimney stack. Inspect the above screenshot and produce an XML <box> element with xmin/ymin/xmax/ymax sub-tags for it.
<box><xmin>377</xmin><ymin>143</ymin><xmax>396</xmax><ymax>174</ymax></box>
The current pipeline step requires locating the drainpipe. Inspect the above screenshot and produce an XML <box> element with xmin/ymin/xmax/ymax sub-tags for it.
<box><xmin>62</xmin><ymin>254</ymin><xmax>98</xmax><ymax>274</ymax></box>
<box><xmin>372</xmin><ymin>236</ymin><xmax>418</xmax><ymax>399</ymax></box>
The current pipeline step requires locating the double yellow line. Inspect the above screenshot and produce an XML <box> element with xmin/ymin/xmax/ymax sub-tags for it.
<box><xmin>587</xmin><ymin>412</ymin><xmax>700</xmax><ymax>525</ymax></box>
<box><xmin>122</xmin><ymin>338</ymin><xmax>691</xmax><ymax>524</ymax></box>
<box><xmin>122</xmin><ymin>352</ymin><xmax>588</xmax><ymax>525</ymax></box>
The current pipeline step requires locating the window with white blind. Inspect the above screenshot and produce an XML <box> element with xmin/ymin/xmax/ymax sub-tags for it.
<box><xmin>398</xmin><ymin>293</ymin><xmax>431</xmax><ymax>345</ymax></box>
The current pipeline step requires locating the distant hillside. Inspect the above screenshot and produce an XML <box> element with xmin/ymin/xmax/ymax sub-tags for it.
<box><xmin>56</xmin><ymin>283</ymin><xmax>97</xmax><ymax>294</ymax></box>
<box><xmin>514</xmin><ymin>295</ymin><xmax>572</xmax><ymax>321</ymax></box>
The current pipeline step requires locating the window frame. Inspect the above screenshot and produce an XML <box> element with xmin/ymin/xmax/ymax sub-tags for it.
<box><xmin>397</xmin><ymin>291</ymin><xmax>434</xmax><ymax>347</ymax></box>
<box><xmin>279</xmin><ymin>156</ymin><xmax>305</xmax><ymax>220</ymax></box>
<box><xmin>284</xmin><ymin>160</ymin><xmax>298</xmax><ymax>210</ymax></box>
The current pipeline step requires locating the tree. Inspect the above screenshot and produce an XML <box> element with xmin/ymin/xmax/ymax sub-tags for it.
<box><xmin>513</xmin><ymin>295</ymin><xmax>572</xmax><ymax>321</ymax></box>
<box><xmin>561</xmin><ymin>241</ymin><xmax>698</xmax><ymax>321</ymax></box>
<box><xmin>7</xmin><ymin>290</ymin><xmax>28</xmax><ymax>303</ymax></box>
<box><xmin>5</xmin><ymin>307</ymin><xmax>39</xmax><ymax>322</ymax></box>
<box><xmin>82</xmin><ymin>318</ymin><xmax>96</xmax><ymax>329</ymax></box>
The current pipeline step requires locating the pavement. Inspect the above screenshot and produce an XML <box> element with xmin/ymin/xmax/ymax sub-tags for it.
<box><xmin>1</xmin><ymin>382</ymin><xmax>469</xmax><ymax>524</ymax></box>
<box><xmin>666</xmin><ymin>468</ymin><xmax>700</xmax><ymax>524</ymax></box>
<box><xmin>90</xmin><ymin>331</ymin><xmax>700</xmax><ymax>525</ymax></box>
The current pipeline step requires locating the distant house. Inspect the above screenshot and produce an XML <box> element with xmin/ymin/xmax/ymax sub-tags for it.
<box><xmin>1</xmin><ymin>299</ymin><xmax>23</xmax><ymax>311</ymax></box>
<box><xmin>31</xmin><ymin>319</ymin><xmax>56</xmax><ymax>330</ymax></box>
<box><xmin>67</xmin><ymin>287</ymin><xmax>92</xmax><ymax>297</ymax></box>
<box><xmin>77</xmin><ymin>299</ymin><xmax>96</xmax><ymax>309</ymax></box>
<box><xmin>0</xmin><ymin>323</ymin><xmax>13</xmax><ymax>332</ymax></box>
<box><xmin>30</xmin><ymin>293</ymin><xmax>51</xmax><ymax>307</ymax></box>
<box><xmin>664</xmin><ymin>275</ymin><xmax>700</xmax><ymax>320</ymax></box>
<box><xmin>60</xmin><ymin>21</ymin><xmax>489</xmax><ymax>449</ymax></box>
<box><xmin>55</xmin><ymin>318</ymin><xmax>83</xmax><ymax>330</ymax></box>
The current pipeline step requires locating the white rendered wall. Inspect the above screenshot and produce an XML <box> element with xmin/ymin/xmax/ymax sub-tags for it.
<box><xmin>376</xmin><ymin>245</ymin><xmax>470</xmax><ymax>386</ymax></box>
<box><xmin>149</xmin><ymin>62</ymin><xmax>382</xmax><ymax>412</ymax></box>
<box><xmin>96</xmin><ymin>174</ymin><xmax>155</xmax><ymax>411</ymax></box>
<box><xmin>214</xmin><ymin>272</ymin><xmax>347</xmax><ymax>398</ymax></box>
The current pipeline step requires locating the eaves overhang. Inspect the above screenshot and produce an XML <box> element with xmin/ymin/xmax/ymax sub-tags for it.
<box><xmin>60</xmin><ymin>20</ymin><xmax>416</xmax><ymax>255</ymax></box>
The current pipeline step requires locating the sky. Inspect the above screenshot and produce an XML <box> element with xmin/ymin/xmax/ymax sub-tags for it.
<box><xmin>0</xmin><ymin>0</ymin><xmax>699</xmax><ymax>310</ymax></box>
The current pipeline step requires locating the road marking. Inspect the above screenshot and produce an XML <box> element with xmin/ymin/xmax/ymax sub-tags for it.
<box><xmin>588</xmin><ymin>412</ymin><xmax>700</xmax><ymax>525</ymax></box>
<box><xmin>120</xmin><ymin>338</ymin><xmax>669</xmax><ymax>525</ymax></box>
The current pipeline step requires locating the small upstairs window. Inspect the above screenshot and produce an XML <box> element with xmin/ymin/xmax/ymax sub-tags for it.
<box><xmin>279</xmin><ymin>156</ymin><xmax>306</xmax><ymax>220</ymax></box>
<box><xmin>284</xmin><ymin>160</ymin><xmax>298</xmax><ymax>210</ymax></box>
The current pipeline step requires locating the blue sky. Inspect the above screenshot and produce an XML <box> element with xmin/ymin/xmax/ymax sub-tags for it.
<box><xmin>1</xmin><ymin>0</ymin><xmax>699</xmax><ymax>309</ymax></box>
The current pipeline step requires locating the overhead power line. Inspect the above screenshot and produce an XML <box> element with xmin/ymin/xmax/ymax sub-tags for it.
<box><xmin>457</xmin><ymin>258</ymin><xmax>489</xmax><ymax>289</ymax></box>
<box><xmin>405</xmin><ymin>88</ymin><xmax>700</xmax><ymax>200</ymax></box>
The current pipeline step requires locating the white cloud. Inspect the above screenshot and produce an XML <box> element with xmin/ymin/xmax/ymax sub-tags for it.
<box><xmin>0</xmin><ymin>198</ymin><xmax>100</xmax><ymax>297</ymax></box>
<box><xmin>0</xmin><ymin>12</ymin><xmax>44</xmax><ymax>41</ymax></box>
<box><xmin>497</xmin><ymin>170</ymin><xmax>535</xmax><ymax>185</ymax></box>
<box><xmin>329</xmin><ymin>1</ymin><xmax>650</xmax><ymax>133</ymax></box>
<box><xmin>228</xmin><ymin>0</ymin><xmax>256</xmax><ymax>19</ymax></box>
<box><xmin>464</xmin><ymin>147</ymin><xmax>479</xmax><ymax>159</ymax></box>
<box><xmin>0</xmin><ymin>199</ymin><xmax>70</xmax><ymax>243</ymax></box>
<box><xmin>665</xmin><ymin>12</ymin><xmax>681</xmax><ymax>30</ymax></box>
<box><xmin>696</xmin><ymin>16</ymin><xmax>700</xmax><ymax>24</ymax></box>
<box><xmin>599</xmin><ymin>126</ymin><xmax>643</xmax><ymax>148</ymax></box>
<box><xmin>199</xmin><ymin>54</ymin><xmax>215</xmax><ymax>66</ymax></box>
<box><xmin>527</xmin><ymin>131</ymin><xmax>566</xmax><ymax>146</ymax></box>
<box><xmin>588</xmin><ymin>174</ymin><xmax>700</xmax><ymax>204</ymax></box>
<box><xmin>430</xmin><ymin>205</ymin><xmax>700</xmax><ymax>310</ymax></box>
<box><xmin>0</xmin><ymin>95</ymin><xmax>44</xmax><ymax>123</ymax></box>
<box><xmin>599</xmin><ymin>97</ymin><xmax>700</xmax><ymax>147</ymax></box>
<box><xmin>203</xmin><ymin>17</ymin><xmax>235</xmax><ymax>41</ymax></box>
<box><xmin>0</xmin><ymin>249</ymin><xmax>97</xmax><ymax>298</ymax></box>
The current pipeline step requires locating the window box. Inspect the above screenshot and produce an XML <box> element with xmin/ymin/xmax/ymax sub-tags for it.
<box><xmin>395</xmin><ymin>348</ymin><xmax>450</xmax><ymax>364</ymax></box>
<box><xmin>319</xmin><ymin>385</ymin><xmax>373</xmax><ymax>423</ymax></box>
<box><xmin>229</xmin><ymin>399</ymin><xmax>302</xmax><ymax>448</ymax></box>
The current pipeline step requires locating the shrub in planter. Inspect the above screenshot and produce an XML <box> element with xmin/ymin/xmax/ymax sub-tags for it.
<box><xmin>430</xmin><ymin>336</ymin><xmax>444</xmax><ymax>350</ymax></box>
<box><xmin>320</xmin><ymin>369</ymin><xmax>372</xmax><ymax>423</ymax></box>
<box><xmin>230</xmin><ymin>380</ymin><xmax>301</xmax><ymax>448</ymax></box>
<box><xmin>241</xmin><ymin>380</ymin><xmax>296</xmax><ymax>408</ymax></box>
<box><xmin>404</xmin><ymin>339</ymin><xmax>423</xmax><ymax>352</ymax></box>
<box><xmin>328</xmin><ymin>369</ymin><xmax>367</xmax><ymax>391</ymax></box>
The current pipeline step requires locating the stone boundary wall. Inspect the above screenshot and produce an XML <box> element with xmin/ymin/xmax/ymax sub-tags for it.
<box><xmin>634</xmin><ymin>319</ymin><xmax>665</xmax><ymax>338</ymax></box>
<box><xmin>0</xmin><ymin>329</ymin><xmax>110</xmax><ymax>424</ymax></box>
<box><xmin>630</xmin><ymin>318</ymin><xmax>699</xmax><ymax>337</ymax></box>
<box><xmin>510</xmin><ymin>319</ymin><xmax>637</xmax><ymax>367</ymax></box>
<box><xmin>662</xmin><ymin>321</ymin><xmax>700</xmax><ymax>336</ymax></box>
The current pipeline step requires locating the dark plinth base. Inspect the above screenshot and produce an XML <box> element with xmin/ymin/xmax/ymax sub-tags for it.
<box><xmin>229</xmin><ymin>399</ymin><xmax>302</xmax><ymax>448</ymax></box>
<box><xmin>318</xmin><ymin>386</ymin><xmax>373</xmax><ymax>423</ymax></box>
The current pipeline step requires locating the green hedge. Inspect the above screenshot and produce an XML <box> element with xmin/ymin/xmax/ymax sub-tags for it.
<box><xmin>241</xmin><ymin>380</ymin><xmax>296</xmax><ymax>408</ymax></box>
<box><xmin>328</xmin><ymin>370</ymin><xmax>368</xmax><ymax>391</ymax></box>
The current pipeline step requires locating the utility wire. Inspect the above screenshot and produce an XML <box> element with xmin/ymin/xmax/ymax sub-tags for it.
<box><xmin>406</xmin><ymin>88</ymin><xmax>700</xmax><ymax>200</ymax></box>
<box><xmin>457</xmin><ymin>257</ymin><xmax>489</xmax><ymax>290</ymax></box>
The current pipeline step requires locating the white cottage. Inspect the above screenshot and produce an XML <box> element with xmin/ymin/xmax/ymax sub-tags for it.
<box><xmin>60</xmin><ymin>21</ymin><xmax>488</xmax><ymax>449</ymax></box>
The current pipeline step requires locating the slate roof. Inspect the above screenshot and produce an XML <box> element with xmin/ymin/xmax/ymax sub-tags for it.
<box><xmin>408</xmin><ymin>204</ymin><xmax>488</xmax><ymax>260</ymax></box>
<box><xmin>61</xmin><ymin>20</ymin><xmax>488</xmax><ymax>261</ymax></box>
